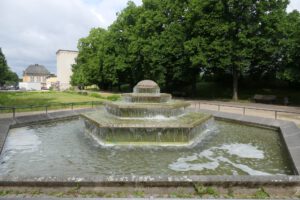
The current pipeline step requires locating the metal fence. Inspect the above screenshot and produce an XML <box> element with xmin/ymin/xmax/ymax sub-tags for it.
<box><xmin>1</xmin><ymin>100</ymin><xmax>300</xmax><ymax>123</ymax></box>
<box><xmin>0</xmin><ymin>101</ymin><xmax>103</xmax><ymax>119</ymax></box>
<box><xmin>189</xmin><ymin>101</ymin><xmax>300</xmax><ymax>120</ymax></box>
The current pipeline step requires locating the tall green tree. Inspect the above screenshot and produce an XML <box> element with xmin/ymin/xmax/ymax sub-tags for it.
<box><xmin>186</xmin><ymin>0</ymin><xmax>288</xmax><ymax>100</ymax></box>
<box><xmin>0</xmin><ymin>48</ymin><xmax>8</xmax><ymax>86</ymax></box>
<box><xmin>72</xmin><ymin>0</ymin><xmax>294</xmax><ymax>97</ymax></box>
<box><xmin>0</xmin><ymin>48</ymin><xmax>18</xmax><ymax>86</ymax></box>
<box><xmin>71</xmin><ymin>28</ymin><xmax>108</xmax><ymax>89</ymax></box>
<box><xmin>112</xmin><ymin>0</ymin><xmax>194</xmax><ymax>90</ymax></box>
<box><xmin>278</xmin><ymin>10</ymin><xmax>300</xmax><ymax>82</ymax></box>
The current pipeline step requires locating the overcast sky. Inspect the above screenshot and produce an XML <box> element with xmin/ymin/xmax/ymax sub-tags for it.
<box><xmin>0</xmin><ymin>0</ymin><xmax>299</xmax><ymax>77</ymax></box>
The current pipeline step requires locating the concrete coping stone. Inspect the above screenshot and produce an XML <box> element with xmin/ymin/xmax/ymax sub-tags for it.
<box><xmin>0</xmin><ymin>198</ymin><xmax>277</xmax><ymax>200</ymax></box>
<box><xmin>0</xmin><ymin>108</ymin><xmax>300</xmax><ymax>187</ymax></box>
<box><xmin>0</xmin><ymin>175</ymin><xmax>299</xmax><ymax>187</ymax></box>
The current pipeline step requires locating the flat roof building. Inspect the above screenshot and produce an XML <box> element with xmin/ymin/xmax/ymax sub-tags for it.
<box><xmin>56</xmin><ymin>49</ymin><xmax>78</xmax><ymax>90</ymax></box>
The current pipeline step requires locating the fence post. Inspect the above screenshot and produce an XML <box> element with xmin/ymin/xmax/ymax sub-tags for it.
<box><xmin>12</xmin><ymin>107</ymin><xmax>15</xmax><ymax>119</ymax></box>
<box><xmin>275</xmin><ymin>111</ymin><xmax>278</xmax><ymax>119</ymax></box>
<box><xmin>45</xmin><ymin>106</ymin><xmax>48</xmax><ymax>115</ymax></box>
<box><xmin>243</xmin><ymin>107</ymin><xmax>246</xmax><ymax>115</ymax></box>
<box><xmin>71</xmin><ymin>103</ymin><xmax>74</xmax><ymax>110</ymax></box>
<box><xmin>91</xmin><ymin>101</ymin><xmax>94</xmax><ymax>108</ymax></box>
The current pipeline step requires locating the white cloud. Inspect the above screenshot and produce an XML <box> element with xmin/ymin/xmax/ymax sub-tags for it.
<box><xmin>0</xmin><ymin>0</ymin><xmax>297</xmax><ymax>77</ymax></box>
<box><xmin>287</xmin><ymin>0</ymin><xmax>300</xmax><ymax>12</ymax></box>
<box><xmin>0</xmin><ymin>0</ymin><xmax>142</xmax><ymax>76</ymax></box>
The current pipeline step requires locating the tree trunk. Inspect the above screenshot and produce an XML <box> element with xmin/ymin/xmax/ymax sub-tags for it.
<box><xmin>232</xmin><ymin>68</ymin><xmax>239</xmax><ymax>101</ymax></box>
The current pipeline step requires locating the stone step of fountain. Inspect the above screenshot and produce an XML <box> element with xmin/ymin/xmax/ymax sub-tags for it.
<box><xmin>82</xmin><ymin>111</ymin><xmax>212</xmax><ymax>146</ymax></box>
<box><xmin>81</xmin><ymin>110</ymin><xmax>211</xmax><ymax>129</ymax></box>
<box><xmin>84</xmin><ymin>116</ymin><xmax>209</xmax><ymax>146</ymax></box>
<box><xmin>105</xmin><ymin>100</ymin><xmax>190</xmax><ymax>117</ymax></box>
<box><xmin>80</xmin><ymin>80</ymin><xmax>212</xmax><ymax>146</ymax></box>
<box><xmin>122</xmin><ymin>93</ymin><xmax>172</xmax><ymax>103</ymax></box>
<box><xmin>81</xmin><ymin>110</ymin><xmax>212</xmax><ymax>146</ymax></box>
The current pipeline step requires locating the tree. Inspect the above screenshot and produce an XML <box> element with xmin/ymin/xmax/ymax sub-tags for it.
<box><xmin>0</xmin><ymin>48</ymin><xmax>19</xmax><ymax>86</ymax></box>
<box><xmin>278</xmin><ymin>10</ymin><xmax>300</xmax><ymax>82</ymax></box>
<box><xmin>185</xmin><ymin>0</ymin><xmax>288</xmax><ymax>100</ymax></box>
<box><xmin>72</xmin><ymin>0</ymin><xmax>197</xmax><ymax>91</ymax></box>
<box><xmin>71</xmin><ymin>28</ymin><xmax>108</xmax><ymax>89</ymax></box>
<box><xmin>0</xmin><ymin>48</ymin><xmax>8</xmax><ymax>86</ymax></box>
<box><xmin>72</xmin><ymin>0</ymin><xmax>293</xmax><ymax>97</ymax></box>
<box><xmin>4</xmin><ymin>70</ymin><xmax>19</xmax><ymax>86</ymax></box>
<box><xmin>109</xmin><ymin>0</ymin><xmax>194</xmax><ymax>90</ymax></box>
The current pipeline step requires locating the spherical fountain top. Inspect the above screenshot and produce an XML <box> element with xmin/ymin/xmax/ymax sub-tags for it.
<box><xmin>136</xmin><ymin>80</ymin><xmax>158</xmax><ymax>87</ymax></box>
<box><xmin>133</xmin><ymin>80</ymin><xmax>160</xmax><ymax>94</ymax></box>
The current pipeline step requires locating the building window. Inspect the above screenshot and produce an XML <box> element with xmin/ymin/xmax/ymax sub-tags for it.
<box><xmin>30</xmin><ymin>76</ymin><xmax>34</xmax><ymax>82</ymax></box>
<box><xmin>37</xmin><ymin>76</ymin><xmax>41</xmax><ymax>82</ymax></box>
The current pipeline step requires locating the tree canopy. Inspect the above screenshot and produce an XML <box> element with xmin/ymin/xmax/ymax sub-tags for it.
<box><xmin>278</xmin><ymin>10</ymin><xmax>300</xmax><ymax>82</ymax></box>
<box><xmin>71</xmin><ymin>0</ymin><xmax>300</xmax><ymax>99</ymax></box>
<box><xmin>0</xmin><ymin>48</ymin><xmax>19</xmax><ymax>86</ymax></box>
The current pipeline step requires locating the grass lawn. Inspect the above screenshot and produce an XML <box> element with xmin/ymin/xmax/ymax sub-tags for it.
<box><xmin>0</xmin><ymin>91</ymin><xmax>120</xmax><ymax>107</ymax></box>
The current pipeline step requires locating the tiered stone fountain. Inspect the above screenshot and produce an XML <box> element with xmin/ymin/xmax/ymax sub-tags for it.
<box><xmin>81</xmin><ymin>80</ymin><xmax>212</xmax><ymax>146</ymax></box>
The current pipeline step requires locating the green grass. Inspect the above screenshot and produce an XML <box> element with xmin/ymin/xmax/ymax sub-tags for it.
<box><xmin>0</xmin><ymin>91</ymin><xmax>120</xmax><ymax>107</ymax></box>
<box><xmin>253</xmin><ymin>188</ymin><xmax>270</xmax><ymax>199</ymax></box>
<box><xmin>0</xmin><ymin>186</ymin><xmax>294</xmax><ymax>198</ymax></box>
<box><xmin>194</xmin><ymin>184</ymin><xmax>219</xmax><ymax>197</ymax></box>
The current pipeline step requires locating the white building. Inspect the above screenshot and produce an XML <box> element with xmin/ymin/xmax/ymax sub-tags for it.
<box><xmin>20</xmin><ymin>64</ymin><xmax>51</xmax><ymax>90</ymax></box>
<box><xmin>19</xmin><ymin>82</ymin><xmax>41</xmax><ymax>91</ymax></box>
<box><xmin>56</xmin><ymin>49</ymin><xmax>78</xmax><ymax>90</ymax></box>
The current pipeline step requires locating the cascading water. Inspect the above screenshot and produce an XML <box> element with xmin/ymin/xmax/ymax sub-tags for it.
<box><xmin>81</xmin><ymin>80</ymin><xmax>212</xmax><ymax>146</ymax></box>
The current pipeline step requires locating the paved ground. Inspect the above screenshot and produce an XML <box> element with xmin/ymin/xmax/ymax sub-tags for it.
<box><xmin>188</xmin><ymin>100</ymin><xmax>300</xmax><ymax>127</ymax></box>
<box><xmin>189</xmin><ymin>100</ymin><xmax>300</xmax><ymax>112</ymax></box>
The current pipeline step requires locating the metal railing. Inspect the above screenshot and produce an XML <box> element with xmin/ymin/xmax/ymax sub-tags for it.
<box><xmin>189</xmin><ymin>101</ymin><xmax>300</xmax><ymax>120</ymax></box>
<box><xmin>0</xmin><ymin>101</ymin><xmax>103</xmax><ymax>119</ymax></box>
<box><xmin>1</xmin><ymin>100</ymin><xmax>299</xmax><ymax>122</ymax></box>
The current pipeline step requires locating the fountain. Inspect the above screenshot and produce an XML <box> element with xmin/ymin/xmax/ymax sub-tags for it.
<box><xmin>0</xmin><ymin>79</ymin><xmax>299</xmax><ymax>196</ymax></box>
<box><xmin>81</xmin><ymin>80</ymin><xmax>212</xmax><ymax>146</ymax></box>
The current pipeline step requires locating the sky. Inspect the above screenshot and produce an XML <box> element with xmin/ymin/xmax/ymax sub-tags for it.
<box><xmin>0</xmin><ymin>0</ymin><xmax>299</xmax><ymax>77</ymax></box>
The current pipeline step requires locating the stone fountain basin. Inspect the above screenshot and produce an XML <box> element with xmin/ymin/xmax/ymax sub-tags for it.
<box><xmin>105</xmin><ymin>100</ymin><xmax>190</xmax><ymax>117</ymax></box>
<box><xmin>81</xmin><ymin>110</ymin><xmax>212</xmax><ymax>145</ymax></box>
<box><xmin>122</xmin><ymin>93</ymin><xmax>172</xmax><ymax>103</ymax></box>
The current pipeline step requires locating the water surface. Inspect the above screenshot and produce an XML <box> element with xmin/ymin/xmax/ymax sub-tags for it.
<box><xmin>0</xmin><ymin>119</ymin><xmax>293</xmax><ymax>177</ymax></box>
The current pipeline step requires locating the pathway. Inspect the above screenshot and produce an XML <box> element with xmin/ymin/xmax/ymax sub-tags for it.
<box><xmin>188</xmin><ymin>100</ymin><xmax>300</xmax><ymax>127</ymax></box>
<box><xmin>1</xmin><ymin>100</ymin><xmax>300</xmax><ymax>127</ymax></box>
